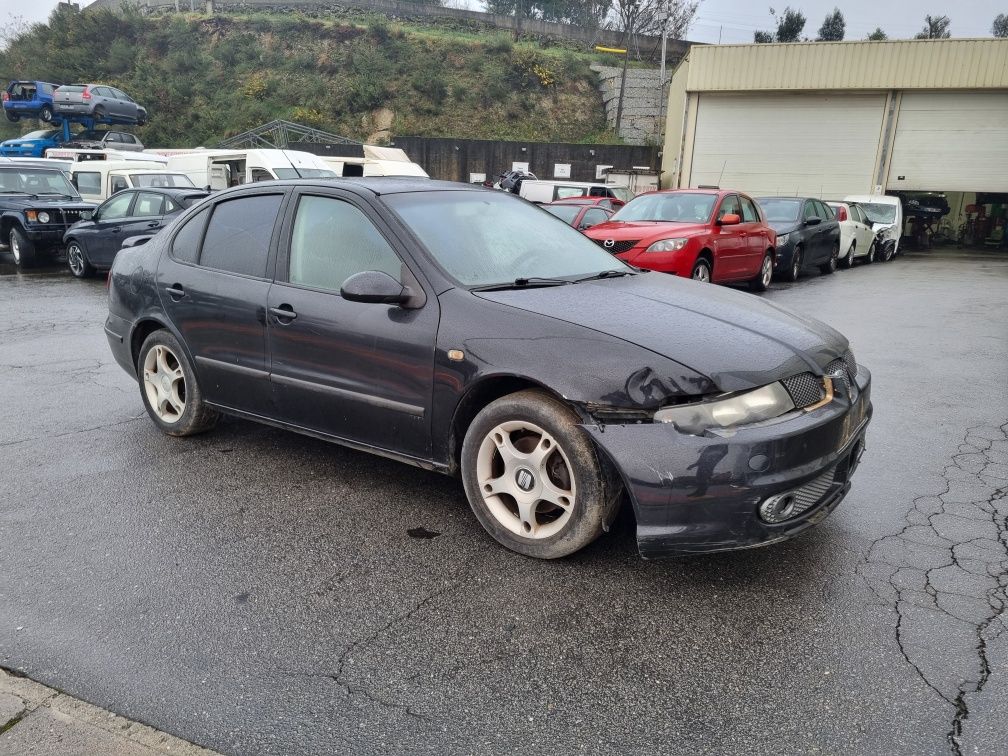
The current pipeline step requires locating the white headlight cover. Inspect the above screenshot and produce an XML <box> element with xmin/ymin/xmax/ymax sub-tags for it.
<box><xmin>654</xmin><ymin>382</ymin><xmax>796</xmax><ymax>435</ymax></box>
<box><xmin>775</xmin><ymin>232</ymin><xmax>789</xmax><ymax>246</ymax></box>
<box><xmin>37</xmin><ymin>211</ymin><xmax>51</xmax><ymax>224</ymax></box>
<box><xmin>645</xmin><ymin>238</ymin><xmax>689</xmax><ymax>253</ymax></box>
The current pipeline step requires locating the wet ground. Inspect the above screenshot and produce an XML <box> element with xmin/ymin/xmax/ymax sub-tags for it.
<box><xmin>1</xmin><ymin>248</ymin><xmax>1006</xmax><ymax>755</ymax></box>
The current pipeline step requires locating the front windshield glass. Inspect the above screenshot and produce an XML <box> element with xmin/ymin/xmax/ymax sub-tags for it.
<box><xmin>757</xmin><ymin>198</ymin><xmax>802</xmax><ymax>222</ymax></box>
<box><xmin>543</xmin><ymin>204</ymin><xmax>580</xmax><ymax>224</ymax></box>
<box><xmin>73</xmin><ymin>130</ymin><xmax>105</xmax><ymax>140</ymax></box>
<box><xmin>611</xmin><ymin>192</ymin><xmax>717</xmax><ymax>223</ymax></box>
<box><xmin>273</xmin><ymin>167</ymin><xmax>337</xmax><ymax>179</ymax></box>
<box><xmin>386</xmin><ymin>190</ymin><xmax>632</xmax><ymax>287</ymax></box>
<box><xmin>21</xmin><ymin>130</ymin><xmax>59</xmax><ymax>140</ymax></box>
<box><xmin>860</xmin><ymin>203</ymin><xmax>898</xmax><ymax>224</ymax></box>
<box><xmin>0</xmin><ymin>167</ymin><xmax>80</xmax><ymax>197</ymax></box>
<box><xmin>130</xmin><ymin>173</ymin><xmax>195</xmax><ymax>188</ymax></box>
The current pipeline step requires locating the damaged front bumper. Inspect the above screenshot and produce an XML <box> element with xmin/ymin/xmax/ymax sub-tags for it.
<box><xmin>585</xmin><ymin>367</ymin><xmax>872</xmax><ymax>558</ymax></box>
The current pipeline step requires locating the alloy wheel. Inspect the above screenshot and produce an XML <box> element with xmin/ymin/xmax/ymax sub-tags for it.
<box><xmin>791</xmin><ymin>251</ymin><xmax>801</xmax><ymax>280</ymax></box>
<box><xmin>846</xmin><ymin>245</ymin><xmax>855</xmax><ymax>267</ymax></box>
<box><xmin>692</xmin><ymin>262</ymin><xmax>711</xmax><ymax>282</ymax></box>
<box><xmin>67</xmin><ymin>243</ymin><xmax>86</xmax><ymax>276</ymax></box>
<box><xmin>142</xmin><ymin>344</ymin><xmax>186</xmax><ymax>424</ymax></box>
<box><xmin>830</xmin><ymin>246</ymin><xmax>839</xmax><ymax>271</ymax></box>
<box><xmin>760</xmin><ymin>255</ymin><xmax>773</xmax><ymax>287</ymax></box>
<box><xmin>9</xmin><ymin>231</ymin><xmax>20</xmax><ymax>263</ymax></box>
<box><xmin>475</xmin><ymin>420</ymin><xmax>576</xmax><ymax>539</ymax></box>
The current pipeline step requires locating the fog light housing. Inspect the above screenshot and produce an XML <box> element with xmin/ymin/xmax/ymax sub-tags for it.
<box><xmin>760</xmin><ymin>492</ymin><xmax>797</xmax><ymax>523</ymax></box>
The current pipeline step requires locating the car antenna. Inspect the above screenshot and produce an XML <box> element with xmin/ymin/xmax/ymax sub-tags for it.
<box><xmin>716</xmin><ymin>160</ymin><xmax>727</xmax><ymax>189</ymax></box>
<box><xmin>280</xmin><ymin>148</ymin><xmax>303</xmax><ymax>179</ymax></box>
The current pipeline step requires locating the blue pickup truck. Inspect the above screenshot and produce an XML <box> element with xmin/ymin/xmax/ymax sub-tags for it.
<box><xmin>3</xmin><ymin>80</ymin><xmax>61</xmax><ymax>123</ymax></box>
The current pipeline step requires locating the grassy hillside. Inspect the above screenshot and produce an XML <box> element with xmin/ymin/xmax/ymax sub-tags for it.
<box><xmin>0</xmin><ymin>5</ymin><xmax>620</xmax><ymax>147</ymax></box>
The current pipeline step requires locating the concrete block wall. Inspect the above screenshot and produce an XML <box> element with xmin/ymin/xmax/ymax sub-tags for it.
<box><xmin>592</xmin><ymin>64</ymin><xmax>669</xmax><ymax>146</ymax></box>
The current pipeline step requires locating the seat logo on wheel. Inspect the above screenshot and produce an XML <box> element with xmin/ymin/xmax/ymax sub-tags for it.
<box><xmin>603</xmin><ymin>239</ymin><xmax>615</xmax><ymax>248</ymax></box>
<box><xmin>515</xmin><ymin>468</ymin><xmax>536</xmax><ymax>492</ymax></box>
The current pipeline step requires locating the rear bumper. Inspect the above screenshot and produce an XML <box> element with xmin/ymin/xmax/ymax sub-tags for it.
<box><xmin>104</xmin><ymin>312</ymin><xmax>135</xmax><ymax>375</ymax></box>
<box><xmin>585</xmin><ymin>367</ymin><xmax>872</xmax><ymax>558</ymax></box>
<box><xmin>53</xmin><ymin>103</ymin><xmax>91</xmax><ymax>115</ymax></box>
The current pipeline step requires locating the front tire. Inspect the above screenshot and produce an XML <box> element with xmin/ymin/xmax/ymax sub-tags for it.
<box><xmin>5</xmin><ymin>111</ymin><xmax>18</xmax><ymax>122</ymax></box>
<box><xmin>749</xmin><ymin>252</ymin><xmax>773</xmax><ymax>292</ymax></box>
<box><xmin>460</xmin><ymin>389</ymin><xmax>619</xmax><ymax>559</ymax></box>
<box><xmin>39</xmin><ymin>105</ymin><xmax>53</xmax><ymax>123</ymax></box>
<box><xmin>9</xmin><ymin>226</ymin><xmax>36</xmax><ymax>267</ymax></box>
<box><xmin>820</xmin><ymin>243</ymin><xmax>839</xmax><ymax>275</ymax></box>
<box><xmin>865</xmin><ymin>241</ymin><xmax>876</xmax><ymax>264</ymax></box>
<box><xmin>783</xmin><ymin>246</ymin><xmax>802</xmax><ymax>282</ymax></box>
<box><xmin>690</xmin><ymin>257</ymin><xmax>712</xmax><ymax>283</ymax></box>
<box><xmin>137</xmin><ymin>330</ymin><xmax>218</xmax><ymax>437</ymax></box>
<box><xmin>66</xmin><ymin>240</ymin><xmax>94</xmax><ymax>279</ymax></box>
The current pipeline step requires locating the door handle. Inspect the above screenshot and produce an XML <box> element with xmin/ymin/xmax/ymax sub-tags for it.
<box><xmin>147</xmin><ymin>221</ymin><xmax>160</xmax><ymax>228</ymax></box>
<box><xmin>112</xmin><ymin>226</ymin><xmax>121</xmax><ymax>233</ymax></box>
<box><xmin>166</xmin><ymin>284</ymin><xmax>185</xmax><ymax>300</ymax></box>
<box><xmin>269</xmin><ymin>305</ymin><xmax>297</xmax><ymax>322</ymax></box>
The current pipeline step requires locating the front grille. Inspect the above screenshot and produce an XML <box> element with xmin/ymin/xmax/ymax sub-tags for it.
<box><xmin>783</xmin><ymin>372</ymin><xmax>825</xmax><ymax>409</ymax></box>
<box><xmin>59</xmin><ymin>208</ymin><xmax>85</xmax><ymax>225</ymax></box>
<box><xmin>591</xmin><ymin>238</ymin><xmax>640</xmax><ymax>254</ymax></box>
<box><xmin>759</xmin><ymin>467</ymin><xmax>837</xmax><ymax>523</ymax></box>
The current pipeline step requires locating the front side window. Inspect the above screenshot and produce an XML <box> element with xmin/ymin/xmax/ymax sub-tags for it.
<box><xmin>717</xmin><ymin>195</ymin><xmax>741</xmax><ymax>220</ymax></box>
<box><xmin>98</xmin><ymin>191</ymin><xmax>133</xmax><ymax>221</ymax></box>
<box><xmin>815</xmin><ymin>200</ymin><xmax>833</xmax><ymax>219</ymax></box>
<box><xmin>74</xmin><ymin>171</ymin><xmax>101</xmax><ymax>195</ymax></box>
<box><xmin>251</xmin><ymin>168</ymin><xmax>274</xmax><ymax>182</ymax></box>
<box><xmin>612</xmin><ymin>192</ymin><xmax>717</xmax><ymax>223</ymax></box>
<box><xmin>803</xmin><ymin>201</ymin><xmax>819</xmax><ymax>220</ymax></box>
<box><xmin>288</xmin><ymin>195</ymin><xmax>402</xmax><ymax>293</ymax></box>
<box><xmin>581</xmin><ymin>208</ymin><xmax>610</xmax><ymax>228</ymax></box>
<box><xmin>132</xmin><ymin>192</ymin><xmax>164</xmax><ymax>217</ymax></box>
<box><xmin>543</xmin><ymin>205</ymin><xmax>581</xmax><ymax>224</ymax></box>
<box><xmin>199</xmin><ymin>194</ymin><xmax>282</xmax><ymax>278</ymax></box>
<box><xmin>111</xmin><ymin>175</ymin><xmax>129</xmax><ymax>194</ymax></box>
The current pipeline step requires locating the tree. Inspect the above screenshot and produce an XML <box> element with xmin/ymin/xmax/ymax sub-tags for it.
<box><xmin>754</xmin><ymin>30</ymin><xmax>774</xmax><ymax>43</ymax></box>
<box><xmin>816</xmin><ymin>7</ymin><xmax>845</xmax><ymax>41</ymax></box>
<box><xmin>754</xmin><ymin>6</ymin><xmax>806</xmax><ymax>43</ymax></box>
<box><xmin>609</xmin><ymin>0</ymin><xmax>701</xmax><ymax>38</ymax></box>
<box><xmin>993</xmin><ymin>13</ymin><xmax>1008</xmax><ymax>37</ymax></box>
<box><xmin>914</xmin><ymin>14</ymin><xmax>951</xmax><ymax>39</ymax></box>
<box><xmin>866</xmin><ymin>27</ymin><xmax>888</xmax><ymax>41</ymax></box>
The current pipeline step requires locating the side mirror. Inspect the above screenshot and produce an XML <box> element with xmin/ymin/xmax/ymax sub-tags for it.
<box><xmin>718</xmin><ymin>213</ymin><xmax>740</xmax><ymax>226</ymax></box>
<box><xmin>804</xmin><ymin>216</ymin><xmax>822</xmax><ymax>226</ymax></box>
<box><xmin>341</xmin><ymin>270</ymin><xmax>410</xmax><ymax>305</ymax></box>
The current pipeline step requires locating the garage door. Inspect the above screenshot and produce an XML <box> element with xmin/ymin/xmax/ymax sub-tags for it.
<box><xmin>887</xmin><ymin>92</ymin><xmax>1008</xmax><ymax>192</ymax></box>
<box><xmin>688</xmin><ymin>93</ymin><xmax>887</xmax><ymax>198</ymax></box>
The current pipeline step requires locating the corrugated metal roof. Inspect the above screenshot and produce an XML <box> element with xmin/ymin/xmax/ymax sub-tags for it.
<box><xmin>685</xmin><ymin>38</ymin><xmax>1008</xmax><ymax>92</ymax></box>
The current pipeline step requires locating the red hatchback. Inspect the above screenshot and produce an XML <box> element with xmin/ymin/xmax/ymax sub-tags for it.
<box><xmin>583</xmin><ymin>189</ymin><xmax>776</xmax><ymax>290</ymax></box>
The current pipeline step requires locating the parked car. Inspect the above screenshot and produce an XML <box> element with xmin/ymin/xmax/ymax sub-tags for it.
<box><xmin>105</xmin><ymin>179</ymin><xmax>871</xmax><ymax>559</ymax></box>
<box><xmin>584</xmin><ymin>189</ymin><xmax>776</xmax><ymax>290</ymax></box>
<box><xmin>825</xmin><ymin>201</ymin><xmax>877</xmax><ymax>267</ymax></box>
<box><xmin>542</xmin><ymin>201</ymin><xmax>613</xmax><ymax>231</ymax></box>
<box><xmin>3</xmin><ymin>80</ymin><xmax>60</xmax><ymax>123</ymax></box>
<box><xmin>755</xmin><ymin>197</ymin><xmax>842</xmax><ymax>282</ymax></box>
<box><xmin>844</xmin><ymin>194</ymin><xmax>903</xmax><ymax>261</ymax></box>
<box><xmin>53</xmin><ymin>84</ymin><xmax>147</xmax><ymax>125</ymax></box>
<box><xmin>63</xmin><ymin>187</ymin><xmax>208</xmax><ymax>278</ymax></box>
<box><xmin>519</xmin><ymin>180</ymin><xmax>633</xmax><ymax>205</ymax></box>
<box><xmin>0</xmin><ymin>162</ymin><xmax>95</xmax><ymax>267</ymax></box>
<box><xmin>0</xmin><ymin>128</ymin><xmax>67</xmax><ymax>158</ymax></box>
<box><xmin>63</xmin><ymin>129</ymin><xmax>144</xmax><ymax>152</ymax></box>
<box><xmin>551</xmin><ymin>196</ymin><xmax>626</xmax><ymax>211</ymax></box>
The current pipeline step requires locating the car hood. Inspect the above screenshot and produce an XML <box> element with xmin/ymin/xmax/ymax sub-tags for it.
<box><xmin>768</xmin><ymin>220</ymin><xmax>801</xmax><ymax>234</ymax></box>
<box><xmin>1</xmin><ymin>139</ymin><xmax>46</xmax><ymax>147</ymax></box>
<box><xmin>585</xmin><ymin>220</ymin><xmax>708</xmax><ymax>242</ymax></box>
<box><xmin>474</xmin><ymin>273</ymin><xmax>848</xmax><ymax>394</ymax></box>
<box><xmin>0</xmin><ymin>195</ymin><xmax>94</xmax><ymax>210</ymax></box>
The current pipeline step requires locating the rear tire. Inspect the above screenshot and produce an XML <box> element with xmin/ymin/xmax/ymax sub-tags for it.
<box><xmin>93</xmin><ymin>106</ymin><xmax>106</xmax><ymax>121</ymax></box>
<box><xmin>820</xmin><ymin>243</ymin><xmax>839</xmax><ymax>275</ymax></box>
<box><xmin>5</xmin><ymin>111</ymin><xmax>18</xmax><ymax>122</ymax></box>
<box><xmin>783</xmin><ymin>246</ymin><xmax>802</xmax><ymax>282</ymax></box>
<box><xmin>137</xmin><ymin>330</ymin><xmax>218</xmax><ymax>437</ymax></box>
<box><xmin>460</xmin><ymin>389</ymin><xmax>619</xmax><ymax>559</ymax></box>
<box><xmin>749</xmin><ymin>252</ymin><xmax>773</xmax><ymax>292</ymax></box>
<box><xmin>66</xmin><ymin>240</ymin><xmax>94</xmax><ymax>279</ymax></box>
<box><xmin>690</xmin><ymin>257</ymin><xmax>712</xmax><ymax>283</ymax></box>
<box><xmin>9</xmin><ymin>226</ymin><xmax>36</xmax><ymax>267</ymax></box>
<box><xmin>840</xmin><ymin>242</ymin><xmax>855</xmax><ymax>268</ymax></box>
<box><xmin>39</xmin><ymin>105</ymin><xmax>53</xmax><ymax>123</ymax></box>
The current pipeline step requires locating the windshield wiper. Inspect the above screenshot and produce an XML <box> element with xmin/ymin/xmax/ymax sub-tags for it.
<box><xmin>573</xmin><ymin>269</ymin><xmax>634</xmax><ymax>283</ymax></box>
<box><xmin>470</xmin><ymin>276</ymin><xmax>573</xmax><ymax>292</ymax></box>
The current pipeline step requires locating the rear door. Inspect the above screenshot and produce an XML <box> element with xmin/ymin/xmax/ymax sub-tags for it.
<box><xmin>713</xmin><ymin>194</ymin><xmax>747</xmax><ymax>280</ymax></box>
<box><xmin>267</xmin><ymin>189</ymin><xmax>438</xmax><ymax>460</ymax></box>
<box><xmin>157</xmin><ymin>190</ymin><xmax>285</xmax><ymax>414</ymax></box>
<box><xmin>851</xmin><ymin>204</ymin><xmax>874</xmax><ymax>252</ymax></box>
<box><xmin>738</xmin><ymin>194</ymin><xmax>766</xmax><ymax>275</ymax></box>
<box><xmin>126</xmin><ymin>190</ymin><xmax>169</xmax><ymax>236</ymax></box>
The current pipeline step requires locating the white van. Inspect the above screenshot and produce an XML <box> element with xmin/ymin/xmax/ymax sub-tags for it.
<box><xmin>70</xmin><ymin>161</ymin><xmax>195</xmax><ymax>203</ymax></box>
<box><xmin>45</xmin><ymin>147</ymin><xmax>167</xmax><ymax>164</ymax></box>
<box><xmin>843</xmin><ymin>194</ymin><xmax>903</xmax><ymax>260</ymax></box>
<box><xmin>155</xmin><ymin>148</ymin><xmax>337</xmax><ymax>190</ymax></box>
<box><xmin>519</xmin><ymin>180</ymin><xmax>633</xmax><ymax>205</ymax></box>
<box><xmin>320</xmin><ymin>145</ymin><xmax>428</xmax><ymax>178</ymax></box>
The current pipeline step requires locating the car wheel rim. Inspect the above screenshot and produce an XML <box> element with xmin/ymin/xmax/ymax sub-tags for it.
<box><xmin>68</xmin><ymin>244</ymin><xmax>84</xmax><ymax>275</ymax></box>
<box><xmin>142</xmin><ymin>344</ymin><xmax>186</xmax><ymax>424</ymax></box>
<box><xmin>831</xmin><ymin>248</ymin><xmax>839</xmax><ymax>270</ymax></box>
<box><xmin>792</xmin><ymin>253</ymin><xmax>800</xmax><ymax>278</ymax></box>
<box><xmin>693</xmin><ymin>264</ymin><xmax>710</xmax><ymax>282</ymax></box>
<box><xmin>9</xmin><ymin>233</ymin><xmax>20</xmax><ymax>263</ymax></box>
<box><xmin>761</xmin><ymin>256</ymin><xmax>772</xmax><ymax>286</ymax></box>
<box><xmin>847</xmin><ymin>246</ymin><xmax>855</xmax><ymax>266</ymax></box>
<box><xmin>475</xmin><ymin>420</ymin><xmax>576</xmax><ymax>540</ymax></box>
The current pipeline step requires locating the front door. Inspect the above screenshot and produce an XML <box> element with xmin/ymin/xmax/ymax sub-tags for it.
<box><xmin>86</xmin><ymin>190</ymin><xmax>135</xmax><ymax>267</ymax></box>
<box><xmin>267</xmin><ymin>190</ymin><xmax>438</xmax><ymax>461</ymax></box>
<box><xmin>713</xmin><ymin>194</ymin><xmax>747</xmax><ymax>280</ymax></box>
<box><xmin>156</xmin><ymin>190</ymin><xmax>285</xmax><ymax>413</ymax></box>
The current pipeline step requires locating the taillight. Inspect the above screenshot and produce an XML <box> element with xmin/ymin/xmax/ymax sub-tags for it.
<box><xmin>837</xmin><ymin>206</ymin><xmax>847</xmax><ymax>222</ymax></box>
<box><xmin>81</xmin><ymin>87</ymin><xmax>91</xmax><ymax>101</ymax></box>
<box><xmin>1</xmin><ymin>92</ymin><xmax>8</xmax><ymax>102</ymax></box>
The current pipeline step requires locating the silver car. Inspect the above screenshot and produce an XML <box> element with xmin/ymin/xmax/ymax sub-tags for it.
<box><xmin>63</xmin><ymin>129</ymin><xmax>144</xmax><ymax>152</ymax></box>
<box><xmin>53</xmin><ymin>84</ymin><xmax>147</xmax><ymax>126</ymax></box>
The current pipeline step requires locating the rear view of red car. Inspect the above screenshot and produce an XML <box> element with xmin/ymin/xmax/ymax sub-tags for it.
<box><xmin>583</xmin><ymin>189</ymin><xmax>776</xmax><ymax>291</ymax></box>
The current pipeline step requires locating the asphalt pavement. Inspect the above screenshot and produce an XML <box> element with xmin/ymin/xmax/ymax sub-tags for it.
<box><xmin>1</xmin><ymin>248</ymin><xmax>1006</xmax><ymax>756</ymax></box>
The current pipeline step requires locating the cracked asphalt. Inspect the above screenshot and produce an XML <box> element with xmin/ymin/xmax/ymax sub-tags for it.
<box><xmin>1</xmin><ymin>249</ymin><xmax>1006</xmax><ymax>755</ymax></box>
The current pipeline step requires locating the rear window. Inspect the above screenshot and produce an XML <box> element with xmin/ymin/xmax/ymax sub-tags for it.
<box><xmin>171</xmin><ymin>207</ymin><xmax>209</xmax><ymax>264</ymax></box>
<box><xmin>198</xmin><ymin>194</ymin><xmax>282</xmax><ymax>278</ymax></box>
<box><xmin>59</xmin><ymin>86</ymin><xmax>85</xmax><ymax>93</ymax></box>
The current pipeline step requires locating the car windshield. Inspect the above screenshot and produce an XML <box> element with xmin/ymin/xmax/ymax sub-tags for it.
<box><xmin>543</xmin><ymin>205</ymin><xmax>581</xmax><ymax>224</ymax></box>
<box><xmin>130</xmin><ymin>173</ymin><xmax>195</xmax><ymax>188</ymax></box>
<box><xmin>860</xmin><ymin>203</ymin><xmax>898</xmax><ymax>224</ymax></box>
<box><xmin>0</xmin><ymin>167</ymin><xmax>80</xmax><ymax>197</ymax></box>
<box><xmin>757</xmin><ymin>198</ymin><xmax>803</xmax><ymax>222</ymax></box>
<box><xmin>20</xmin><ymin>130</ymin><xmax>59</xmax><ymax>140</ymax></box>
<box><xmin>73</xmin><ymin>130</ymin><xmax>105</xmax><ymax>140</ymax></box>
<box><xmin>273</xmin><ymin>167</ymin><xmax>338</xmax><ymax>179</ymax></box>
<box><xmin>611</xmin><ymin>192</ymin><xmax>717</xmax><ymax>223</ymax></box>
<box><xmin>386</xmin><ymin>190</ymin><xmax>633</xmax><ymax>287</ymax></box>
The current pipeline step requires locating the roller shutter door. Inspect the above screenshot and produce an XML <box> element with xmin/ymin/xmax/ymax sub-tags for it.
<box><xmin>887</xmin><ymin>92</ymin><xmax>1008</xmax><ymax>192</ymax></box>
<box><xmin>689</xmin><ymin>93</ymin><xmax>887</xmax><ymax>198</ymax></box>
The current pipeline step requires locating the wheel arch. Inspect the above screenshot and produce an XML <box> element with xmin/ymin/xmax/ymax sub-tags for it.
<box><xmin>128</xmin><ymin>315</ymin><xmax>186</xmax><ymax>376</ymax></box>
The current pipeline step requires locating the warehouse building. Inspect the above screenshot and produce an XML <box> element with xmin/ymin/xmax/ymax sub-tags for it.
<box><xmin>661</xmin><ymin>38</ymin><xmax>1008</xmax><ymax>245</ymax></box>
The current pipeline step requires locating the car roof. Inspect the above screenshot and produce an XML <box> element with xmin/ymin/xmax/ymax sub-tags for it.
<box><xmin>119</xmin><ymin>186</ymin><xmax>209</xmax><ymax>198</ymax></box>
<box><xmin>213</xmin><ymin>177</ymin><xmax>480</xmax><ymax>197</ymax></box>
<box><xmin>754</xmin><ymin>196</ymin><xmax>814</xmax><ymax>201</ymax></box>
<box><xmin>0</xmin><ymin>161</ymin><xmax>64</xmax><ymax>172</ymax></box>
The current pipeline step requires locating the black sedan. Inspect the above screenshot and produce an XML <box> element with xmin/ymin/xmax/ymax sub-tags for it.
<box><xmin>104</xmin><ymin>179</ymin><xmax>872</xmax><ymax>559</ymax></box>
<box><xmin>756</xmin><ymin>197</ymin><xmax>842</xmax><ymax>282</ymax></box>
<box><xmin>64</xmin><ymin>187</ymin><xmax>209</xmax><ymax>278</ymax></box>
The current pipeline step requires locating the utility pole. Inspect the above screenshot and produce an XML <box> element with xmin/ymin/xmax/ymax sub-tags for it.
<box><xmin>615</xmin><ymin>20</ymin><xmax>632</xmax><ymax>138</ymax></box>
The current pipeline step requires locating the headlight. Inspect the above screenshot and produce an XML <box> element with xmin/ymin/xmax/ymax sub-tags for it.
<box><xmin>775</xmin><ymin>232</ymin><xmax>789</xmax><ymax>247</ymax></box>
<box><xmin>645</xmin><ymin>238</ymin><xmax>689</xmax><ymax>253</ymax></box>
<box><xmin>654</xmin><ymin>382</ymin><xmax>795</xmax><ymax>435</ymax></box>
<box><xmin>37</xmin><ymin>211</ymin><xmax>50</xmax><ymax>224</ymax></box>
